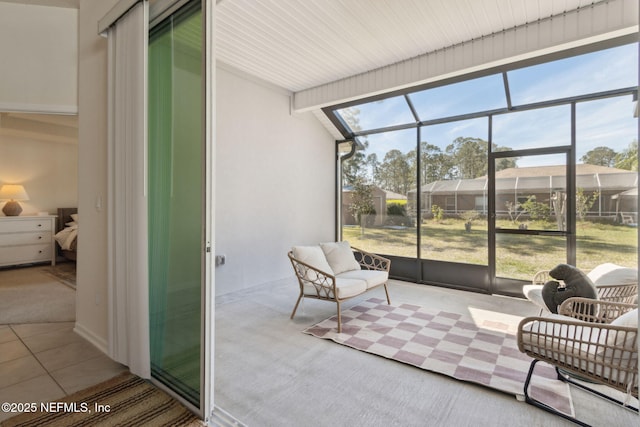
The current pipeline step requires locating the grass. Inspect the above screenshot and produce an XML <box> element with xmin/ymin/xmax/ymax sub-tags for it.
<box><xmin>343</xmin><ymin>218</ymin><xmax>637</xmax><ymax>281</ymax></box>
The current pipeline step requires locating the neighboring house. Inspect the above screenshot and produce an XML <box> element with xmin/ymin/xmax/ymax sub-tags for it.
<box><xmin>342</xmin><ymin>185</ymin><xmax>387</xmax><ymax>226</ymax></box>
<box><xmin>409</xmin><ymin>164</ymin><xmax>638</xmax><ymax>221</ymax></box>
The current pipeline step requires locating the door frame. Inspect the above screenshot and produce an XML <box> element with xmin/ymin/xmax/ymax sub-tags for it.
<box><xmin>488</xmin><ymin>145</ymin><xmax>575</xmax><ymax>296</ymax></box>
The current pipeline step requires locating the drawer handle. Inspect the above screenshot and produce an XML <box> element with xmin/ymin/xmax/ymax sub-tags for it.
<box><xmin>39</xmin><ymin>250</ymin><xmax>43</xmax><ymax>254</ymax></box>
<box><xmin>37</xmin><ymin>224</ymin><xmax>42</xmax><ymax>227</ymax></box>
<box><xmin>38</xmin><ymin>236</ymin><xmax>42</xmax><ymax>240</ymax></box>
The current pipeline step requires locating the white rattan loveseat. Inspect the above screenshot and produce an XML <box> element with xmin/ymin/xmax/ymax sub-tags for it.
<box><xmin>288</xmin><ymin>241</ymin><xmax>391</xmax><ymax>332</ymax></box>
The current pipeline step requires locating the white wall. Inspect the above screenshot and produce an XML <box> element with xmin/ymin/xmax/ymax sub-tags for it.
<box><xmin>0</xmin><ymin>2</ymin><xmax>78</xmax><ymax>113</ymax></box>
<box><xmin>76</xmin><ymin>0</ymin><xmax>119</xmax><ymax>351</ymax></box>
<box><xmin>215</xmin><ymin>65</ymin><xmax>335</xmax><ymax>296</ymax></box>
<box><xmin>0</xmin><ymin>135</ymin><xmax>77</xmax><ymax>215</ymax></box>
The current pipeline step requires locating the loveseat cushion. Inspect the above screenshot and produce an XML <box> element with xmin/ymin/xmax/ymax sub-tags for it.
<box><xmin>337</xmin><ymin>269</ymin><xmax>388</xmax><ymax>289</ymax></box>
<box><xmin>302</xmin><ymin>277</ymin><xmax>366</xmax><ymax>299</ymax></box>
<box><xmin>320</xmin><ymin>241</ymin><xmax>361</xmax><ymax>275</ymax></box>
<box><xmin>292</xmin><ymin>245</ymin><xmax>334</xmax><ymax>280</ymax></box>
<box><xmin>587</xmin><ymin>263</ymin><xmax>638</xmax><ymax>286</ymax></box>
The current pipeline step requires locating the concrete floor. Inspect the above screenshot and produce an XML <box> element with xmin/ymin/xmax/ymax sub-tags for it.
<box><xmin>1</xmin><ymin>265</ymin><xmax>636</xmax><ymax>426</ymax></box>
<box><xmin>214</xmin><ymin>278</ymin><xmax>638</xmax><ymax>427</ymax></box>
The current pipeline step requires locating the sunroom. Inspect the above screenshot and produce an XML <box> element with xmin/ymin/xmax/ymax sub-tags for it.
<box><xmin>326</xmin><ymin>41</ymin><xmax>638</xmax><ymax>297</ymax></box>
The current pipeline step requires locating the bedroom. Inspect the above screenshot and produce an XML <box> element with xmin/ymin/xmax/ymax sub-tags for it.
<box><xmin>0</xmin><ymin>112</ymin><xmax>79</xmax><ymax>320</ymax></box>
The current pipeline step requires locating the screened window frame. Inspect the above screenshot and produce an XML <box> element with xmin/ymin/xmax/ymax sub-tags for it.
<box><xmin>323</xmin><ymin>36</ymin><xmax>638</xmax><ymax>141</ymax></box>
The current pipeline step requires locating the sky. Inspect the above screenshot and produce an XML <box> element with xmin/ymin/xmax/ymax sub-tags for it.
<box><xmin>337</xmin><ymin>43</ymin><xmax>638</xmax><ymax>170</ymax></box>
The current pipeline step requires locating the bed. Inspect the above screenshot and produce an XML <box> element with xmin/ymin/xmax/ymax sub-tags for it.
<box><xmin>55</xmin><ymin>207</ymin><xmax>78</xmax><ymax>262</ymax></box>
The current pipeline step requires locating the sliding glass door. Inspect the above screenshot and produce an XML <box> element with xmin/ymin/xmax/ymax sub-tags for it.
<box><xmin>148</xmin><ymin>0</ymin><xmax>204</xmax><ymax>410</ymax></box>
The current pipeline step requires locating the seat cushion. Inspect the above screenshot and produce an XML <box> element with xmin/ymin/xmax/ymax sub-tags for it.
<box><xmin>337</xmin><ymin>269</ymin><xmax>388</xmax><ymax>289</ymax></box>
<box><xmin>320</xmin><ymin>241</ymin><xmax>361</xmax><ymax>275</ymax></box>
<box><xmin>608</xmin><ymin>308</ymin><xmax>638</xmax><ymax>348</ymax></box>
<box><xmin>523</xmin><ymin>285</ymin><xmax>547</xmax><ymax>312</ymax></box>
<box><xmin>302</xmin><ymin>277</ymin><xmax>366</xmax><ymax>299</ymax></box>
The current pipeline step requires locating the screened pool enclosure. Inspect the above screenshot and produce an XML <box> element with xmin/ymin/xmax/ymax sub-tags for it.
<box><xmin>326</xmin><ymin>42</ymin><xmax>639</xmax><ymax>296</ymax></box>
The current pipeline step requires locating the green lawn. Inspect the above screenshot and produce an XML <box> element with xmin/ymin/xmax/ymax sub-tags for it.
<box><xmin>343</xmin><ymin>218</ymin><xmax>637</xmax><ymax>281</ymax></box>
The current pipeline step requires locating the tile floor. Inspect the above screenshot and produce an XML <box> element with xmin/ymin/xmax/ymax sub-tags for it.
<box><xmin>0</xmin><ymin>274</ymin><xmax>127</xmax><ymax>423</ymax></box>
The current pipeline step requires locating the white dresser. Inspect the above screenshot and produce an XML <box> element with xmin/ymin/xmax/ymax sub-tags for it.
<box><xmin>0</xmin><ymin>215</ymin><xmax>57</xmax><ymax>267</ymax></box>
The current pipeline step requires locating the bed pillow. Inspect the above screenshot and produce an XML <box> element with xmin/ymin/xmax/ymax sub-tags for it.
<box><xmin>71</xmin><ymin>213</ymin><xmax>79</xmax><ymax>223</ymax></box>
<box><xmin>320</xmin><ymin>241</ymin><xmax>361</xmax><ymax>275</ymax></box>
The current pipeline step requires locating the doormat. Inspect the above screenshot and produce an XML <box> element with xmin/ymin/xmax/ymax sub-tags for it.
<box><xmin>2</xmin><ymin>372</ymin><xmax>204</xmax><ymax>427</ymax></box>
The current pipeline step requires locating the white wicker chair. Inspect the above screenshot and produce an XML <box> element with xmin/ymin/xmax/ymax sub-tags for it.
<box><xmin>524</xmin><ymin>264</ymin><xmax>638</xmax><ymax>314</ymax></box>
<box><xmin>518</xmin><ymin>297</ymin><xmax>638</xmax><ymax>425</ymax></box>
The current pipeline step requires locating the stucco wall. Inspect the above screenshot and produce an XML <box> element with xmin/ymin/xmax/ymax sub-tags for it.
<box><xmin>215</xmin><ymin>65</ymin><xmax>335</xmax><ymax>295</ymax></box>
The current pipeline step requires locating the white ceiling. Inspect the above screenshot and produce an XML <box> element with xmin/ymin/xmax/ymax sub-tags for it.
<box><xmin>215</xmin><ymin>0</ymin><xmax>604</xmax><ymax>93</ymax></box>
<box><xmin>0</xmin><ymin>0</ymin><xmax>78</xmax><ymax>8</ymax></box>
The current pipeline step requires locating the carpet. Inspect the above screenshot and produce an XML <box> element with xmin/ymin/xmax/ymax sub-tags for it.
<box><xmin>43</xmin><ymin>263</ymin><xmax>76</xmax><ymax>289</ymax></box>
<box><xmin>0</xmin><ymin>267</ymin><xmax>75</xmax><ymax>324</ymax></box>
<box><xmin>2</xmin><ymin>372</ymin><xmax>204</xmax><ymax>427</ymax></box>
<box><xmin>304</xmin><ymin>297</ymin><xmax>574</xmax><ymax>417</ymax></box>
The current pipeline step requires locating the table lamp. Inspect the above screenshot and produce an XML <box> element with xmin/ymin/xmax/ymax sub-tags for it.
<box><xmin>0</xmin><ymin>184</ymin><xmax>29</xmax><ymax>216</ymax></box>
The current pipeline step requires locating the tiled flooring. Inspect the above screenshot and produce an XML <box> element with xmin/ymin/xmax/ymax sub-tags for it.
<box><xmin>0</xmin><ymin>267</ymin><xmax>127</xmax><ymax>423</ymax></box>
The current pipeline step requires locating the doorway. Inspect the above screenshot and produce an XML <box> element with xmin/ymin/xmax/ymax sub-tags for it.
<box><xmin>490</xmin><ymin>149</ymin><xmax>572</xmax><ymax>296</ymax></box>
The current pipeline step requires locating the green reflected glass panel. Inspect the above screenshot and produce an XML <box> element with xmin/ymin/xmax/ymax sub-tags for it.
<box><xmin>148</xmin><ymin>1</ymin><xmax>202</xmax><ymax>408</ymax></box>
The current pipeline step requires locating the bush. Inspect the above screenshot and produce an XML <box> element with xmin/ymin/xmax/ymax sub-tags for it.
<box><xmin>387</xmin><ymin>203</ymin><xmax>407</xmax><ymax>217</ymax></box>
<box><xmin>386</xmin><ymin>203</ymin><xmax>412</xmax><ymax>226</ymax></box>
<box><xmin>431</xmin><ymin>204</ymin><xmax>444</xmax><ymax>221</ymax></box>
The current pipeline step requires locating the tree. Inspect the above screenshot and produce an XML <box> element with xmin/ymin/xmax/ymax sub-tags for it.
<box><xmin>446</xmin><ymin>137</ymin><xmax>486</xmax><ymax>179</ymax></box>
<box><xmin>581</xmin><ymin>146</ymin><xmax>617</xmax><ymax>167</ymax></box>
<box><xmin>348</xmin><ymin>176</ymin><xmax>376</xmax><ymax>228</ymax></box>
<box><xmin>377</xmin><ymin>149</ymin><xmax>415</xmax><ymax>194</ymax></box>
<box><xmin>576</xmin><ymin>188</ymin><xmax>598</xmax><ymax>221</ymax></box>
<box><xmin>614</xmin><ymin>140</ymin><xmax>638</xmax><ymax>171</ymax></box>
<box><xmin>365</xmin><ymin>153</ymin><xmax>380</xmax><ymax>185</ymax></box>
<box><xmin>408</xmin><ymin>141</ymin><xmax>454</xmax><ymax>184</ymax></box>
<box><xmin>445</xmin><ymin>137</ymin><xmax>516</xmax><ymax>179</ymax></box>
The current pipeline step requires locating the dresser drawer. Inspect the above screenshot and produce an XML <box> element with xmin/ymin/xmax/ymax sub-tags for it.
<box><xmin>0</xmin><ymin>216</ymin><xmax>56</xmax><ymax>267</ymax></box>
<box><xmin>0</xmin><ymin>218</ymin><xmax>53</xmax><ymax>233</ymax></box>
<box><xmin>0</xmin><ymin>244</ymin><xmax>52</xmax><ymax>266</ymax></box>
<box><xmin>0</xmin><ymin>232</ymin><xmax>51</xmax><ymax>246</ymax></box>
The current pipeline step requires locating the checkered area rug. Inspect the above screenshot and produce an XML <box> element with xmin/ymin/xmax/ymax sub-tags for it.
<box><xmin>304</xmin><ymin>297</ymin><xmax>574</xmax><ymax>417</ymax></box>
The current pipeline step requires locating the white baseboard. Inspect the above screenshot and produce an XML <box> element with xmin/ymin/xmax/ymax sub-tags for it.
<box><xmin>73</xmin><ymin>322</ymin><xmax>108</xmax><ymax>354</ymax></box>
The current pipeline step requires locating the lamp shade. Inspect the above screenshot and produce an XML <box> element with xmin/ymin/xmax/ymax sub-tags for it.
<box><xmin>0</xmin><ymin>184</ymin><xmax>29</xmax><ymax>201</ymax></box>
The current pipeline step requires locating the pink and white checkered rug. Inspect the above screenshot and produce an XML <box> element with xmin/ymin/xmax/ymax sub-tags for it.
<box><xmin>304</xmin><ymin>297</ymin><xmax>574</xmax><ymax>417</ymax></box>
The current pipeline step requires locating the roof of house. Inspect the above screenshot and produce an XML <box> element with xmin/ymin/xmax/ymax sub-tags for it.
<box><xmin>410</xmin><ymin>164</ymin><xmax>638</xmax><ymax>195</ymax></box>
<box><xmin>493</xmin><ymin>164</ymin><xmax>633</xmax><ymax>178</ymax></box>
